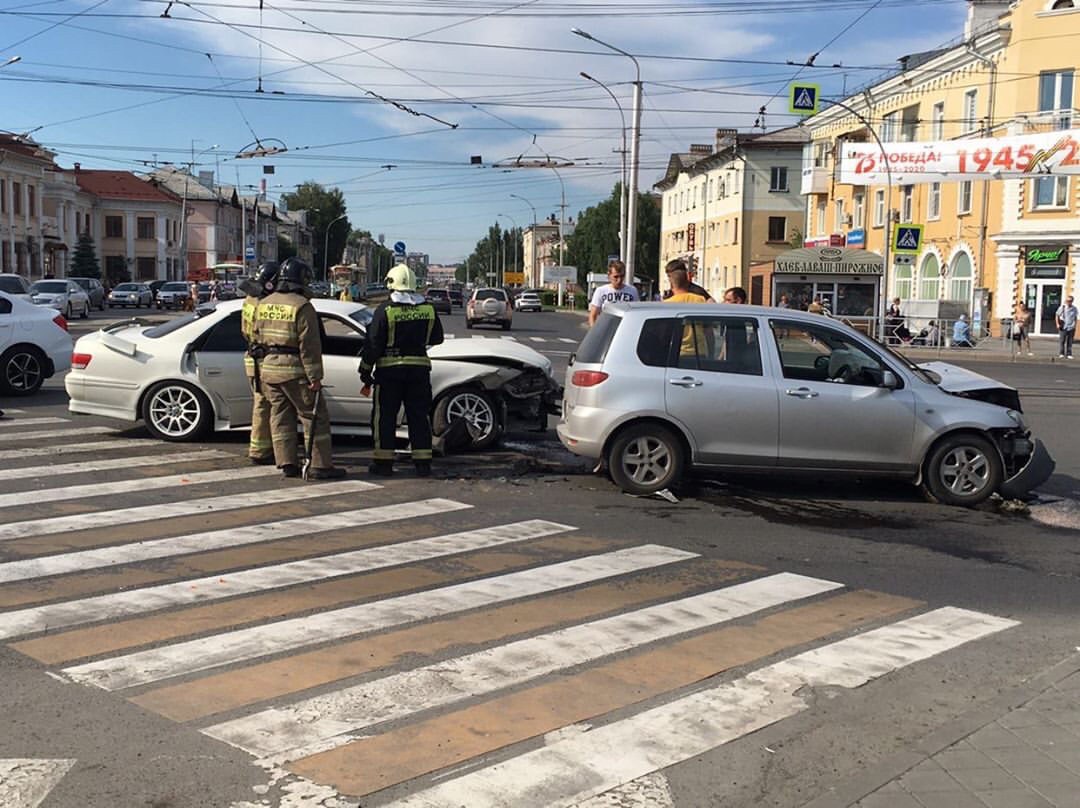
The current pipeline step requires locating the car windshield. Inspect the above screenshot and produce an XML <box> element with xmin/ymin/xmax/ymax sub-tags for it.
<box><xmin>31</xmin><ymin>281</ymin><xmax>69</xmax><ymax>293</ymax></box>
<box><xmin>0</xmin><ymin>277</ymin><xmax>26</xmax><ymax>293</ymax></box>
<box><xmin>115</xmin><ymin>284</ymin><xmax>139</xmax><ymax>292</ymax></box>
<box><xmin>162</xmin><ymin>282</ymin><xmax>188</xmax><ymax>291</ymax></box>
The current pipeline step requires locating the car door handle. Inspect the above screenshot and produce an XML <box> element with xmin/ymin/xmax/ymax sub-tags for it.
<box><xmin>785</xmin><ymin>387</ymin><xmax>819</xmax><ymax>399</ymax></box>
<box><xmin>204</xmin><ymin>368</ymin><xmax>223</xmax><ymax>376</ymax></box>
<box><xmin>669</xmin><ymin>377</ymin><xmax>703</xmax><ymax>388</ymax></box>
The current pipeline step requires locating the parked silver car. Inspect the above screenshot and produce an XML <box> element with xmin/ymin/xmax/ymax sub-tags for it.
<box><xmin>70</xmin><ymin>276</ymin><xmax>107</xmax><ymax>311</ymax></box>
<box><xmin>29</xmin><ymin>279</ymin><xmax>92</xmax><ymax>319</ymax></box>
<box><xmin>108</xmin><ymin>282</ymin><xmax>154</xmax><ymax>308</ymax></box>
<box><xmin>558</xmin><ymin>303</ymin><xmax>1053</xmax><ymax>507</ymax></box>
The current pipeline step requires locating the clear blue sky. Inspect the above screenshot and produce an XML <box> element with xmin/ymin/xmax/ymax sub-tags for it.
<box><xmin>0</xmin><ymin>0</ymin><xmax>967</xmax><ymax>263</ymax></box>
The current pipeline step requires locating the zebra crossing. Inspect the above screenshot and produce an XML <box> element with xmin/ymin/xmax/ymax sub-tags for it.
<box><xmin>0</xmin><ymin>413</ymin><xmax>1019</xmax><ymax>807</ymax></box>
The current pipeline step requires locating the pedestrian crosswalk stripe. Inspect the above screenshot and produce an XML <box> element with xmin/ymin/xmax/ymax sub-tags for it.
<box><xmin>0</xmin><ymin>517</ymin><xmax>563</xmax><ymax>640</ymax></box>
<box><xmin>0</xmin><ymin>478</ymin><xmax>378</xmax><ymax>543</ymax></box>
<box><xmin>382</xmin><ymin>608</ymin><xmax>1017</xmax><ymax>808</ymax></box>
<box><xmin>0</xmin><ymin>449</ymin><xmax>229</xmax><ymax>482</ymax></box>
<box><xmin>0</xmin><ymin>408</ymin><xmax>28</xmax><ymax>414</ymax></box>
<box><xmin>0</xmin><ymin>437</ymin><xmax>147</xmax><ymax>460</ymax></box>
<box><xmin>61</xmin><ymin>545</ymin><xmax>698</xmax><ymax>691</ymax></box>
<box><xmin>0</xmin><ymin>758</ymin><xmax>76</xmax><ymax>808</ymax></box>
<box><xmin>0</xmin><ymin>423</ymin><xmax>117</xmax><ymax>442</ymax></box>
<box><xmin>0</xmin><ymin>417</ymin><xmax>72</xmax><ymax>430</ymax></box>
<box><xmin>0</xmin><ymin>499</ymin><xmax>473</xmax><ymax>586</ymax></box>
<box><xmin>559</xmin><ymin>337</ymin><xmax>576</xmax><ymax>343</ymax></box>
<box><xmin>205</xmin><ymin>572</ymin><xmax>843</xmax><ymax>760</ymax></box>
<box><xmin>131</xmin><ymin>558</ymin><xmax>755</xmax><ymax>723</ymax></box>
<box><xmin>0</xmin><ymin>464</ymin><xmax>258</xmax><ymax>508</ymax></box>
<box><xmin>14</xmin><ymin>534</ymin><xmax>621</xmax><ymax>665</ymax></box>
<box><xmin>528</xmin><ymin>337</ymin><xmax>545</xmax><ymax>342</ymax></box>
<box><xmin>287</xmin><ymin>589</ymin><xmax>918</xmax><ymax>797</ymax></box>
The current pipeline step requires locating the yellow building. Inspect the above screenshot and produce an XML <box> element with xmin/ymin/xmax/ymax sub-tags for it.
<box><xmin>800</xmin><ymin>0</ymin><xmax>1079</xmax><ymax>336</ymax></box>
<box><xmin>656</xmin><ymin>127</ymin><xmax>808</xmax><ymax>301</ymax></box>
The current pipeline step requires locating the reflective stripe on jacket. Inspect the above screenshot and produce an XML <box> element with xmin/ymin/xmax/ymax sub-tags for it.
<box><xmin>251</xmin><ymin>291</ymin><xmax>324</xmax><ymax>384</ymax></box>
<box><xmin>359</xmin><ymin>300</ymin><xmax>444</xmax><ymax>385</ymax></box>
<box><xmin>241</xmin><ymin>295</ymin><xmax>258</xmax><ymax>379</ymax></box>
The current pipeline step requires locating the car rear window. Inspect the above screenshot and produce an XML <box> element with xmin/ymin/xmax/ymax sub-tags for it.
<box><xmin>0</xmin><ymin>277</ymin><xmax>26</xmax><ymax>294</ymax></box>
<box><xmin>143</xmin><ymin>310</ymin><xmax>207</xmax><ymax>338</ymax></box>
<box><xmin>576</xmin><ymin>311</ymin><xmax>621</xmax><ymax>364</ymax></box>
<box><xmin>427</xmin><ymin>290</ymin><xmax>449</xmax><ymax>299</ymax></box>
<box><xmin>475</xmin><ymin>289</ymin><xmax>506</xmax><ymax>301</ymax></box>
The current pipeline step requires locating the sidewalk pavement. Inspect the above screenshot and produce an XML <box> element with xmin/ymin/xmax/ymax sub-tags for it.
<box><xmin>802</xmin><ymin>653</ymin><xmax>1080</xmax><ymax>808</ymax></box>
<box><xmin>897</xmin><ymin>335</ymin><xmax>1073</xmax><ymax>365</ymax></box>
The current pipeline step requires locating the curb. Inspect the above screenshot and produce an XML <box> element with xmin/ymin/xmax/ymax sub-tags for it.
<box><xmin>800</xmin><ymin>651</ymin><xmax>1080</xmax><ymax>808</ymax></box>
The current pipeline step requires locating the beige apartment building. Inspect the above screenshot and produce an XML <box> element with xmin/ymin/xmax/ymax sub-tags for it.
<box><xmin>656</xmin><ymin>127</ymin><xmax>808</xmax><ymax>300</ymax></box>
<box><xmin>799</xmin><ymin>0</ymin><xmax>1080</xmax><ymax>335</ymax></box>
<box><xmin>0</xmin><ymin>134</ymin><xmax>54</xmax><ymax>277</ymax></box>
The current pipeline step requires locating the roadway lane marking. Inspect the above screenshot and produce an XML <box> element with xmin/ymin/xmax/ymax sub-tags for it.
<box><xmin>0</xmin><ymin>460</ymin><xmax>278</xmax><ymax>505</ymax></box>
<box><xmin>559</xmin><ymin>338</ymin><xmax>577</xmax><ymax>343</ymax></box>
<box><xmin>0</xmin><ymin>408</ymin><xmax>28</xmax><ymax>414</ymax></box>
<box><xmin>0</xmin><ymin>758</ymin><xmax>77</xmax><ymax>808</ymax></box>
<box><xmin>0</xmin><ymin>499</ymin><xmax>469</xmax><ymax>585</ymax></box>
<box><xmin>0</xmin><ymin>478</ymin><xmax>378</xmax><ymax>542</ymax></box>
<box><xmin>383</xmin><ymin>608</ymin><xmax>1018</xmax><ymax>808</ymax></box>
<box><xmin>0</xmin><ymin>417</ymin><xmax>71</xmax><ymax>430</ymax></box>
<box><xmin>0</xmin><ymin>515</ymin><xmax>559</xmax><ymax>640</ymax></box>
<box><xmin>0</xmin><ymin>438</ymin><xmax>148</xmax><ymax>460</ymax></box>
<box><xmin>286</xmin><ymin>589</ymin><xmax>917</xmax><ymax>798</ymax></box>
<box><xmin>528</xmin><ymin>337</ymin><xmax>546</xmax><ymax>342</ymax></box>
<box><xmin>204</xmin><ymin>572</ymin><xmax>844</xmax><ymax>759</ymax></box>
<box><xmin>131</xmin><ymin>558</ymin><xmax>754</xmax><ymax>723</ymax></box>
<box><xmin>62</xmin><ymin>545</ymin><xmax>698</xmax><ymax>691</ymax></box>
<box><xmin>0</xmin><ymin>449</ymin><xmax>229</xmax><ymax>483</ymax></box>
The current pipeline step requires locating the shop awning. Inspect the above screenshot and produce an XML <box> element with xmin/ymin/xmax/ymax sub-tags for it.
<box><xmin>774</xmin><ymin>246</ymin><xmax>884</xmax><ymax>275</ymax></box>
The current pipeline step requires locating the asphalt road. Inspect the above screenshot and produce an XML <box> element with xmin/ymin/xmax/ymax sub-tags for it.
<box><xmin>1</xmin><ymin>303</ymin><xmax>1078</xmax><ymax>808</ymax></box>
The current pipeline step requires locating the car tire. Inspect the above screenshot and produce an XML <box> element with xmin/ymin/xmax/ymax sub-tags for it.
<box><xmin>142</xmin><ymin>380</ymin><xmax>213</xmax><ymax>442</ymax></box>
<box><xmin>0</xmin><ymin>345</ymin><xmax>47</xmax><ymax>396</ymax></box>
<box><xmin>64</xmin><ymin>304</ymin><xmax>72</xmax><ymax>320</ymax></box>
<box><xmin>99</xmin><ymin>299</ymin><xmax>105</xmax><ymax>311</ymax></box>
<box><xmin>80</xmin><ymin>302</ymin><xmax>89</xmax><ymax>319</ymax></box>
<box><xmin>922</xmin><ymin>433</ymin><xmax>1003</xmax><ymax>507</ymax></box>
<box><xmin>434</xmin><ymin>388</ymin><xmax>501</xmax><ymax>451</ymax></box>
<box><xmin>607</xmin><ymin>423</ymin><xmax>686</xmax><ymax>496</ymax></box>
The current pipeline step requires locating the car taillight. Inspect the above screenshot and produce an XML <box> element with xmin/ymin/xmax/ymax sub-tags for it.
<box><xmin>71</xmin><ymin>352</ymin><xmax>92</xmax><ymax>370</ymax></box>
<box><xmin>53</xmin><ymin>314</ymin><xmax>68</xmax><ymax>332</ymax></box>
<box><xmin>571</xmin><ymin>370</ymin><xmax>609</xmax><ymax>387</ymax></box>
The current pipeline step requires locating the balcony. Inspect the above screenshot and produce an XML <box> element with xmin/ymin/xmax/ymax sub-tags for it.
<box><xmin>801</xmin><ymin>166</ymin><xmax>830</xmax><ymax>195</ymax></box>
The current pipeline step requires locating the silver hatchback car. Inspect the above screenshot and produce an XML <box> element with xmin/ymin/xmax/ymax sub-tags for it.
<box><xmin>558</xmin><ymin>304</ymin><xmax>1053</xmax><ymax>507</ymax></box>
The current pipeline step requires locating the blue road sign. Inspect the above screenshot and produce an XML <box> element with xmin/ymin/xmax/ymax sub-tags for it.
<box><xmin>789</xmin><ymin>83</ymin><xmax>820</xmax><ymax>115</ymax></box>
<box><xmin>393</xmin><ymin>241</ymin><xmax>407</xmax><ymax>255</ymax></box>
<box><xmin>244</xmin><ymin>247</ymin><xmax>256</xmax><ymax>260</ymax></box>
<box><xmin>893</xmin><ymin>224</ymin><xmax>924</xmax><ymax>254</ymax></box>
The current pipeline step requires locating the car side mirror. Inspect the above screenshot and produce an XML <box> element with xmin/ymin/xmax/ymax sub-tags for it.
<box><xmin>568</xmin><ymin>352</ymin><xmax>576</xmax><ymax>367</ymax></box>
<box><xmin>881</xmin><ymin>370</ymin><xmax>899</xmax><ymax>389</ymax></box>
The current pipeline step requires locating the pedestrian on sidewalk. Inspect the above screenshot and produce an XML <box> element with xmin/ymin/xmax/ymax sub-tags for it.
<box><xmin>1056</xmin><ymin>295</ymin><xmax>1077</xmax><ymax>359</ymax></box>
<box><xmin>662</xmin><ymin>259</ymin><xmax>713</xmax><ymax>301</ymax></box>
<box><xmin>1013</xmin><ymin>300</ymin><xmax>1033</xmax><ymax>356</ymax></box>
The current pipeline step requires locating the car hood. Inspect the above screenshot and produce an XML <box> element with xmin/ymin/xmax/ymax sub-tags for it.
<box><xmin>429</xmin><ymin>339</ymin><xmax>552</xmax><ymax>375</ymax></box>
<box><xmin>918</xmin><ymin>361</ymin><xmax>1022</xmax><ymax>411</ymax></box>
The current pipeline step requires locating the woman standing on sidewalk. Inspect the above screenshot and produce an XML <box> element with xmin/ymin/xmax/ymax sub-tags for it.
<box><xmin>1013</xmin><ymin>301</ymin><xmax>1033</xmax><ymax>356</ymax></box>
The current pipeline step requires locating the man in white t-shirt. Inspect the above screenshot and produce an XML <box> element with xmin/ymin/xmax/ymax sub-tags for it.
<box><xmin>588</xmin><ymin>259</ymin><xmax>639</xmax><ymax>327</ymax></box>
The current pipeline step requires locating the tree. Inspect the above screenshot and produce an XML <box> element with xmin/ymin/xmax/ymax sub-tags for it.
<box><xmin>280</xmin><ymin>182</ymin><xmax>348</xmax><ymax>278</ymax></box>
<box><xmin>463</xmin><ymin>222</ymin><xmax>522</xmax><ymax>286</ymax></box>
<box><xmin>562</xmin><ymin>185</ymin><xmax>662</xmax><ymax>286</ymax></box>
<box><xmin>277</xmin><ymin>234</ymin><xmax>297</xmax><ymax>262</ymax></box>
<box><xmin>70</xmin><ymin>231</ymin><xmax>101</xmax><ymax>279</ymax></box>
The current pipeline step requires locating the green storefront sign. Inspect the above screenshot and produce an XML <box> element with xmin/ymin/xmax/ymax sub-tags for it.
<box><xmin>1025</xmin><ymin>246</ymin><xmax>1068</xmax><ymax>265</ymax></box>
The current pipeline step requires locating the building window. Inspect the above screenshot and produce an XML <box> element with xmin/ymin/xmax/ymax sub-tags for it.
<box><xmin>958</xmin><ymin>181</ymin><xmax>973</xmax><ymax>214</ymax></box>
<box><xmin>769</xmin><ymin>166</ymin><xmax>789</xmax><ymax>192</ymax></box>
<box><xmin>919</xmin><ymin>254</ymin><xmax>941</xmax><ymax>300</ymax></box>
<box><xmin>12</xmin><ymin>183</ymin><xmax>21</xmax><ymax>215</ymax></box>
<box><xmin>733</xmin><ymin>217</ymin><xmax>739</xmax><ymax>244</ymax></box>
<box><xmin>767</xmin><ymin>216</ymin><xmax>786</xmax><ymax>242</ymax></box>
<box><xmin>894</xmin><ymin>263</ymin><xmax>913</xmax><ymax>300</ymax></box>
<box><xmin>105</xmin><ymin>216</ymin><xmax>123</xmax><ymax>238</ymax></box>
<box><xmin>853</xmin><ymin>191</ymin><xmax>864</xmax><ymax>225</ymax></box>
<box><xmin>136</xmin><ymin>256</ymin><xmax>156</xmax><ymax>280</ymax></box>
<box><xmin>931</xmin><ymin>102</ymin><xmax>945</xmax><ymax>140</ymax></box>
<box><xmin>723</xmin><ymin>219</ymin><xmax>730</xmax><ymax>243</ymax></box>
<box><xmin>137</xmin><ymin>217</ymin><xmax>155</xmax><ymax>239</ymax></box>
<box><xmin>27</xmin><ymin>186</ymin><xmax>35</xmax><ymax>217</ymax></box>
<box><xmin>1033</xmin><ymin>176</ymin><xmax>1069</xmax><ymax>207</ymax></box>
<box><xmin>834</xmin><ymin>199</ymin><xmax>845</xmax><ymax>230</ymax></box>
<box><xmin>900</xmin><ymin>104</ymin><xmax>919</xmax><ymax>142</ymax></box>
<box><xmin>1051</xmin><ymin>0</ymin><xmax>1075</xmax><ymax>8</ymax></box>
<box><xmin>881</xmin><ymin>111</ymin><xmax>898</xmax><ymax>142</ymax></box>
<box><xmin>873</xmin><ymin>189</ymin><xmax>886</xmax><ymax>227</ymax></box>
<box><xmin>816</xmin><ymin>199</ymin><xmax>826</xmax><ymax>235</ymax></box>
<box><xmin>1039</xmin><ymin>70</ymin><xmax>1074</xmax><ymax>129</ymax></box>
<box><xmin>928</xmin><ymin>183</ymin><xmax>941</xmax><ymax>220</ymax></box>
<box><xmin>948</xmin><ymin>252</ymin><xmax>973</xmax><ymax>304</ymax></box>
<box><xmin>0</xmin><ymin>179</ymin><xmax>5</xmax><ymax>213</ymax></box>
<box><xmin>963</xmin><ymin>89</ymin><xmax>979</xmax><ymax>133</ymax></box>
<box><xmin>901</xmin><ymin>186</ymin><xmax>914</xmax><ymax>222</ymax></box>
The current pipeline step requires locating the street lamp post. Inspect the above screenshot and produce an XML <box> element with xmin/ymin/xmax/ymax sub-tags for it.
<box><xmin>510</xmin><ymin>193</ymin><xmax>538</xmax><ymax>287</ymax></box>
<box><xmin>573</xmin><ymin>29</ymin><xmax>642</xmax><ymax>283</ymax></box>
<box><xmin>323</xmin><ymin>213</ymin><xmax>348</xmax><ymax>283</ymax></box>
<box><xmin>497</xmin><ymin>213</ymin><xmax>518</xmax><ymax>285</ymax></box>
<box><xmin>178</xmin><ymin>141</ymin><xmax>217</xmax><ymax>281</ymax></box>
<box><xmin>580</xmin><ymin>71</ymin><xmax>628</xmax><ymax>264</ymax></box>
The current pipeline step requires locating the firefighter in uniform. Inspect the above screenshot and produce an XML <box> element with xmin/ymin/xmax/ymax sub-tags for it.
<box><xmin>359</xmin><ymin>265</ymin><xmax>444</xmax><ymax>477</ymax></box>
<box><xmin>239</xmin><ymin>262</ymin><xmax>279</xmax><ymax>465</ymax></box>
<box><xmin>250</xmin><ymin>257</ymin><xmax>345</xmax><ymax>479</ymax></box>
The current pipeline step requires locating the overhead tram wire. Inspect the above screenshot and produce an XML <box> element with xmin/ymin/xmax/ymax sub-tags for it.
<box><xmin>0</xmin><ymin>0</ymin><xmax>110</xmax><ymax>53</ymax></box>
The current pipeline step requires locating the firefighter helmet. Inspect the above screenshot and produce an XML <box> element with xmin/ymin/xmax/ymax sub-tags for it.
<box><xmin>385</xmin><ymin>264</ymin><xmax>417</xmax><ymax>292</ymax></box>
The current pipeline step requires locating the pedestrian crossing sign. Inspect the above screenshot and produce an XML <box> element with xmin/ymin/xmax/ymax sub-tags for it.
<box><xmin>789</xmin><ymin>83</ymin><xmax>820</xmax><ymax>115</ymax></box>
<box><xmin>892</xmin><ymin>223</ymin><xmax>923</xmax><ymax>254</ymax></box>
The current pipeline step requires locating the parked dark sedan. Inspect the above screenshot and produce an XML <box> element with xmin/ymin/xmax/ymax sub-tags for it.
<box><xmin>425</xmin><ymin>288</ymin><xmax>453</xmax><ymax>314</ymax></box>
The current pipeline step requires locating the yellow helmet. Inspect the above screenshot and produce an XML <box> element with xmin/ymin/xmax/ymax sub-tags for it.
<box><xmin>385</xmin><ymin>264</ymin><xmax>417</xmax><ymax>291</ymax></box>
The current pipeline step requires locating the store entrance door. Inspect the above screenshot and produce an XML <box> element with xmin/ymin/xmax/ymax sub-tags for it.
<box><xmin>1026</xmin><ymin>283</ymin><xmax>1063</xmax><ymax>336</ymax></box>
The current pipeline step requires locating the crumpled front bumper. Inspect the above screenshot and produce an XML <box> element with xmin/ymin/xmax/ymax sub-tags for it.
<box><xmin>999</xmin><ymin>438</ymin><xmax>1055</xmax><ymax>499</ymax></box>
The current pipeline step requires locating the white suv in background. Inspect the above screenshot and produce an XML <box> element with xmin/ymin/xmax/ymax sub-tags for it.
<box><xmin>466</xmin><ymin>287</ymin><xmax>512</xmax><ymax>330</ymax></box>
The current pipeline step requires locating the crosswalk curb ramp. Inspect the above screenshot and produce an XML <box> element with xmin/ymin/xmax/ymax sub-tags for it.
<box><xmin>0</xmin><ymin>414</ymin><xmax>1020</xmax><ymax>806</ymax></box>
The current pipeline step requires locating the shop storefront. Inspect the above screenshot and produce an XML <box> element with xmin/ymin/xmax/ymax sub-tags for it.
<box><xmin>1022</xmin><ymin>246</ymin><xmax>1070</xmax><ymax>336</ymax></box>
<box><xmin>763</xmin><ymin>246</ymin><xmax>884</xmax><ymax>316</ymax></box>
